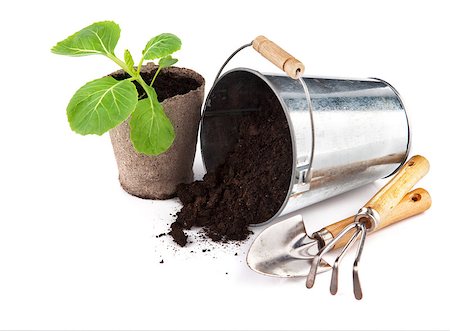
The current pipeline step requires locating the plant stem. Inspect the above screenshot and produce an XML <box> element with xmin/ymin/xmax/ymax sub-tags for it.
<box><xmin>107</xmin><ymin>53</ymin><xmax>134</xmax><ymax>77</ymax></box>
<box><xmin>136</xmin><ymin>55</ymin><xmax>162</xmax><ymax>88</ymax></box>
<box><xmin>137</xmin><ymin>57</ymin><xmax>145</xmax><ymax>75</ymax></box>
<box><xmin>136</xmin><ymin>76</ymin><xmax>154</xmax><ymax>97</ymax></box>
<box><xmin>150</xmin><ymin>66</ymin><xmax>162</xmax><ymax>87</ymax></box>
<box><xmin>107</xmin><ymin>53</ymin><xmax>153</xmax><ymax>98</ymax></box>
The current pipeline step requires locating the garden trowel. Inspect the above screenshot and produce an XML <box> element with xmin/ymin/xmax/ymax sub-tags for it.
<box><xmin>247</xmin><ymin>214</ymin><xmax>333</xmax><ymax>277</ymax></box>
<box><xmin>247</xmin><ymin>182</ymin><xmax>431</xmax><ymax>278</ymax></box>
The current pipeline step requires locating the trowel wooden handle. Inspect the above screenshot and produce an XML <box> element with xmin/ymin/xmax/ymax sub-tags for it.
<box><xmin>364</xmin><ymin>155</ymin><xmax>429</xmax><ymax>219</ymax></box>
<box><xmin>252</xmin><ymin>35</ymin><xmax>305</xmax><ymax>79</ymax></box>
<box><xmin>326</xmin><ymin>188</ymin><xmax>431</xmax><ymax>249</ymax></box>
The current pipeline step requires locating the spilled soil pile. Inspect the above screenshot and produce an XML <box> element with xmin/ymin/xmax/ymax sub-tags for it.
<box><xmin>169</xmin><ymin>94</ymin><xmax>293</xmax><ymax>246</ymax></box>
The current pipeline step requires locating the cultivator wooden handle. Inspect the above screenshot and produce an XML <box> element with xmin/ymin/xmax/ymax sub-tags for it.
<box><xmin>252</xmin><ymin>35</ymin><xmax>305</xmax><ymax>79</ymax></box>
<box><xmin>320</xmin><ymin>155</ymin><xmax>431</xmax><ymax>249</ymax></box>
<box><xmin>364</xmin><ymin>155</ymin><xmax>430</xmax><ymax>220</ymax></box>
<box><xmin>326</xmin><ymin>188</ymin><xmax>432</xmax><ymax>249</ymax></box>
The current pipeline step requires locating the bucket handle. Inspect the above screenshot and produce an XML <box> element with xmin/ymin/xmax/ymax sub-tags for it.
<box><xmin>214</xmin><ymin>36</ymin><xmax>305</xmax><ymax>83</ymax></box>
<box><xmin>252</xmin><ymin>35</ymin><xmax>305</xmax><ymax>79</ymax></box>
<box><xmin>213</xmin><ymin>36</ymin><xmax>314</xmax><ymax>192</ymax></box>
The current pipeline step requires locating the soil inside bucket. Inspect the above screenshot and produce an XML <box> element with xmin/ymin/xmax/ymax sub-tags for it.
<box><xmin>169</xmin><ymin>90</ymin><xmax>293</xmax><ymax>246</ymax></box>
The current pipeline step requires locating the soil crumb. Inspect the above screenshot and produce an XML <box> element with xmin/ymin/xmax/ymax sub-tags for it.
<box><xmin>169</xmin><ymin>223</ymin><xmax>187</xmax><ymax>247</ymax></box>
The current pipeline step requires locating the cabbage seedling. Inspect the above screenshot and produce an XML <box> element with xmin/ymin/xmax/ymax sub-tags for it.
<box><xmin>52</xmin><ymin>21</ymin><xmax>181</xmax><ymax>155</ymax></box>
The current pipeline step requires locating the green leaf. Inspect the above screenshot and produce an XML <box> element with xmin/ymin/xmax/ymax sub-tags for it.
<box><xmin>51</xmin><ymin>21</ymin><xmax>120</xmax><ymax>56</ymax></box>
<box><xmin>67</xmin><ymin>76</ymin><xmax>138</xmax><ymax>135</ymax></box>
<box><xmin>142</xmin><ymin>33</ymin><xmax>181</xmax><ymax>60</ymax></box>
<box><xmin>124</xmin><ymin>49</ymin><xmax>135</xmax><ymax>74</ymax></box>
<box><xmin>158</xmin><ymin>55</ymin><xmax>178</xmax><ymax>69</ymax></box>
<box><xmin>129</xmin><ymin>88</ymin><xmax>175</xmax><ymax>155</ymax></box>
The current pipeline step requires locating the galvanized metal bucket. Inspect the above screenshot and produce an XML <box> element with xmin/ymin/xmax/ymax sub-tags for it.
<box><xmin>200</xmin><ymin>40</ymin><xmax>410</xmax><ymax>226</ymax></box>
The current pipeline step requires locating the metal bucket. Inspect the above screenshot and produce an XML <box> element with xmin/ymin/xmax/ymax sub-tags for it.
<box><xmin>200</xmin><ymin>68</ymin><xmax>410</xmax><ymax>225</ymax></box>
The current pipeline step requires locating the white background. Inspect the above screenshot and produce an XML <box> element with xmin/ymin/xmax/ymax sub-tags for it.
<box><xmin>0</xmin><ymin>0</ymin><xmax>448</xmax><ymax>330</ymax></box>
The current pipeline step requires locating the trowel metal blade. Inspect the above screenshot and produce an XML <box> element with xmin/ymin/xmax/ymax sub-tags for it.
<box><xmin>247</xmin><ymin>216</ymin><xmax>331</xmax><ymax>277</ymax></box>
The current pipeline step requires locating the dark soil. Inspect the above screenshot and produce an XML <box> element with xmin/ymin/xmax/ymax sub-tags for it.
<box><xmin>169</xmin><ymin>223</ymin><xmax>187</xmax><ymax>247</ymax></box>
<box><xmin>169</xmin><ymin>92</ymin><xmax>293</xmax><ymax>246</ymax></box>
<box><xmin>112</xmin><ymin>65</ymin><xmax>201</xmax><ymax>102</ymax></box>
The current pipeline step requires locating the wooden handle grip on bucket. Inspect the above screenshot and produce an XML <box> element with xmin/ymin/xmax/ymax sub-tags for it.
<box><xmin>326</xmin><ymin>188</ymin><xmax>432</xmax><ymax>249</ymax></box>
<box><xmin>252</xmin><ymin>35</ymin><xmax>305</xmax><ymax>79</ymax></box>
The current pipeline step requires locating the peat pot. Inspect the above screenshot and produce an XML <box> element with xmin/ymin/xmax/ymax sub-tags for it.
<box><xmin>110</xmin><ymin>64</ymin><xmax>205</xmax><ymax>199</ymax></box>
<box><xmin>200</xmin><ymin>68</ymin><xmax>410</xmax><ymax>225</ymax></box>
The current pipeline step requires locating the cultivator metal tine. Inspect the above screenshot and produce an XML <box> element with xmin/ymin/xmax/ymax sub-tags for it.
<box><xmin>330</xmin><ymin>224</ymin><xmax>362</xmax><ymax>295</ymax></box>
<box><xmin>352</xmin><ymin>223</ymin><xmax>367</xmax><ymax>300</ymax></box>
<box><xmin>306</xmin><ymin>223</ymin><xmax>358</xmax><ymax>289</ymax></box>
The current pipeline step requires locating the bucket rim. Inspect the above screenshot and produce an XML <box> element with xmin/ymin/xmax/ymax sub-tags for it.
<box><xmin>369</xmin><ymin>77</ymin><xmax>412</xmax><ymax>178</ymax></box>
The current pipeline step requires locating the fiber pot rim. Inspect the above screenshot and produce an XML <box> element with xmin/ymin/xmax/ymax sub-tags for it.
<box><xmin>200</xmin><ymin>67</ymin><xmax>297</xmax><ymax>227</ymax></box>
<box><xmin>111</xmin><ymin>64</ymin><xmax>206</xmax><ymax>107</ymax></box>
<box><xmin>159</xmin><ymin>67</ymin><xmax>205</xmax><ymax>107</ymax></box>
